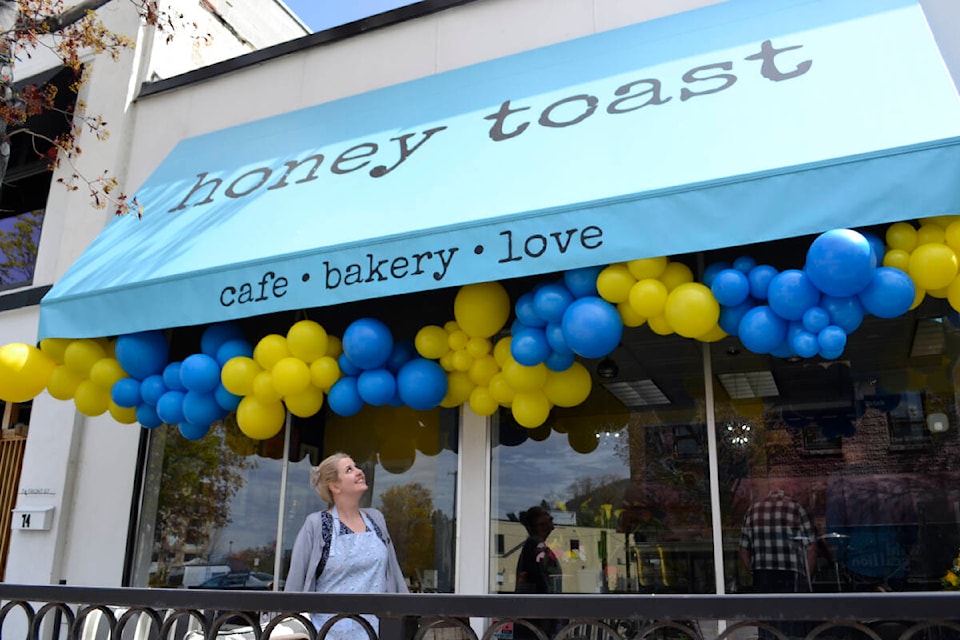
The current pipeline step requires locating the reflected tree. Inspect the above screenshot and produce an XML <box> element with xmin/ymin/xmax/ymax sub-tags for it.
<box><xmin>0</xmin><ymin>208</ymin><xmax>40</xmax><ymax>286</ymax></box>
<box><xmin>379</xmin><ymin>482</ymin><xmax>435</xmax><ymax>581</ymax></box>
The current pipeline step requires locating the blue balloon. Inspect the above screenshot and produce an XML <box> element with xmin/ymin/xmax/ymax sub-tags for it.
<box><xmin>718</xmin><ymin>299</ymin><xmax>756</xmax><ymax>336</ymax></box>
<box><xmin>563</xmin><ymin>266</ymin><xmax>602</xmax><ymax>298</ymax></box>
<box><xmin>386</xmin><ymin>340</ymin><xmax>416</xmax><ymax>374</ymax></box>
<box><xmin>511</xmin><ymin>327</ymin><xmax>552</xmax><ymax>366</ymax></box>
<box><xmin>115</xmin><ymin>330</ymin><xmax>169</xmax><ymax>380</ymax></box>
<box><xmin>533</xmin><ymin>283</ymin><xmax>574</xmax><ymax>324</ymax></box>
<box><xmin>136</xmin><ymin>403</ymin><xmax>163</xmax><ymax>429</ymax></box>
<box><xmin>818</xmin><ymin>325</ymin><xmax>848</xmax><ymax>355</ymax></box>
<box><xmin>510</xmin><ymin>318</ymin><xmax>528</xmax><ymax>335</ymax></box>
<box><xmin>156</xmin><ymin>390</ymin><xmax>186</xmax><ymax>425</ymax></box>
<box><xmin>711</xmin><ymin>269</ymin><xmax>751</xmax><ymax>306</ymax></box>
<box><xmin>214</xmin><ymin>384</ymin><xmax>242</xmax><ymax>412</ymax></box>
<box><xmin>357</xmin><ymin>369</ymin><xmax>397</xmax><ymax>406</ymax></box>
<box><xmin>733</xmin><ymin>255</ymin><xmax>757</xmax><ymax>273</ymax></box>
<box><xmin>201</xmin><ymin>322</ymin><xmax>245</xmax><ymax>358</ymax></box>
<box><xmin>560</xmin><ymin>296</ymin><xmax>623</xmax><ymax>359</ymax></box>
<box><xmin>545</xmin><ymin>322</ymin><xmax>572</xmax><ymax>355</ymax></box>
<box><xmin>802</xmin><ymin>306</ymin><xmax>831</xmax><ymax>334</ymax></box>
<box><xmin>515</xmin><ymin>293</ymin><xmax>547</xmax><ymax>327</ymax></box>
<box><xmin>139</xmin><ymin>374</ymin><xmax>168</xmax><ymax>406</ymax></box>
<box><xmin>738</xmin><ymin>305</ymin><xmax>788</xmax><ymax>354</ymax></box>
<box><xmin>388</xmin><ymin>391</ymin><xmax>405</xmax><ymax>407</ymax></box>
<box><xmin>748</xmin><ymin>265</ymin><xmax>779</xmax><ymax>301</ymax></box>
<box><xmin>111</xmin><ymin>377</ymin><xmax>142</xmax><ymax>408</ymax></box>
<box><xmin>342</xmin><ymin>318</ymin><xmax>394</xmax><ymax>370</ymax></box>
<box><xmin>858</xmin><ymin>267</ymin><xmax>916</xmax><ymax>318</ymax></box>
<box><xmin>215</xmin><ymin>339</ymin><xmax>253</xmax><ymax>367</ymax></box>
<box><xmin>767</xmin><ymin>269</ymin><xmax>821</xmax><ymax>320</ymax></box>
<box><xmin>338</xmin><ymin>353</ymin><xmax>362</xmax><ymax>377</ymax></box>
<box><xmin>180</xmin><ymin>353</ymin><xmax>221</xmax><ymax>393</ymax></box>
<box><xmin>820</xmin><ymin>295</ymin><xmax>865</xmax><ymax>333</ymax></box>
<box><xmin>770</xmin><ymin>339</ymin><xmax>796</xmax><ymax>359</ymax></box>
<box><xmin>790</xmin><ymin>329</ymin><xmax>820</xmax><ymax>358</ymax></box>
<box><xmin>178</xmin><ymin>422</ymin><xmax>210</xmax><ymax>441</ymax></box>
<box><xmin>328</xmin><ymin>377</ymin><xmax>364</xmax><ymax>416</ymax></box>
<box><xmin>702</xmin><ymin>262</ymin><xmax>731</xmax><ymax>288</ymax></box>
<box><xmin>162</xmin><ymin>362</ymin><xmax>186</xmax><ymax>391</ymax></box>
<box><xmin>545</xmin><ymin>350</ymin><xmax>576</xmax><ymax>372</ymax></box>
<box><xmin>805</xmin><ymin>229</ymin><xmax>876</xmax><ymax>297</ymax></box>
<box><xmin>862</xmin><ymin>232</ymin><xmax>887</xmax><ymax>265</ymax></box>
<box><xmin>182</xmin><ymin>390</ymin><xmax>225</xmax><ymax>427</ymax></box>
<box><xmin>397</xmin><ymin>358</ymin><xmax>448</xmax><ymax>410</ymax></box>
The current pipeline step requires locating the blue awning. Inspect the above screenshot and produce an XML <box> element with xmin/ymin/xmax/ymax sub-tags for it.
<box><xmin>39</xmin><ymin>0</ymin><xmax>960</xmax><ymax>339</ymax></box>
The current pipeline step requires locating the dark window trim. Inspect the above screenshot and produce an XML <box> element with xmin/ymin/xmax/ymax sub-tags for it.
<box><xmin>138</xmin><ymin>0</ymin><xmax>481</xmax><ymax>99</ymax></box>
<box><xmin>0</xmin><ymin>285</ymin><xmax>51</xmax><ymax>311</ymax></box>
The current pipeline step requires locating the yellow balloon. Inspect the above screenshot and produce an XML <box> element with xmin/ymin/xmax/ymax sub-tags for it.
<box><xmin>886</xmin><ymin>221</ymin><xmax>918</xmax><ymax>253</ymax></box>
<box><xmin>488</xmin><ymin>372</ymin><xmax>516</xmax><ymax>405</ymax></box>
<box><xmin>254</xmin><ymin>334</ymin><xmax>291</xmax><ymax>370</ymax></box>
<box><xmin>325</xmin><ymin>335</ymin><xmax>343</xmax><ymax>358</ymax></box>
<box><xmin>647</xmin><ymin>313</ymin><xmax>675</xmax><ymax>336</ymax></box>
<box><xmin>439</xmin><ymin>352</ymin><xmax>456</xmax><ymax>372</ymax></box>
<box><xmin>908</xmin><ymin>243</ymin><xmax>958</xmax><ymax>290</ymax></box>
<box><xmin>910</xmin><ymin>286</ymin><xmax>926</xmax><ymax>310</ymax></box>
<box><xmin>272</xmin><ymin>357</ymin><xmax>311</xmax><ymax>397</ymax></box>
<box><xmin>468</xmin><ymin>386</ymin><xmax>499</xmax><ymax>416</ymax></box>
<box><xmin>629</xmin><ymin>278</ymin><xmax>669</xmax><ymax>317</ymax></box>
<box><xmin>928</xmin><ymin>284</ymin><xmax>949</xmax><ymax>299</ymax></box>
<box><xmin>617</xmin><ymin>301</ymin><xmax>646</xmax><ymax>328</ymax></box>
<box><xmin>568</xmin><ymin>428</ymin><xmax>600</xmax><ymax>454</ymax></box>
<box><xmin>286</xmin><ymin>320</ymin><xmax>328</xmax><ymax>363</ymax></box>
<box><xmin>945</xmin><ymin>221</ymin><xmax>960</xmax><ymax>254</ymax></box>
<box><xmin>917</xmin><ymin>223</ymin><xmax>946</xmax><ymax>246</ymax></box>
<box><xmin>74</xmin><ymin>380</ymin><xmax>109</xmax><ymax>416</ymax></box>
<box><xmin>511</xmin><ymin>390</ymin><xmax>551</xmax><ymax>428</ymax></box>
<box><xmin>465</xmin><ymin>336</ymin><xmax>492</xmax><ymax>358</ymax></box>
<box><xmin>253</xmin><ymin>371</ymin><xmax>283</xmax><ymax>403</ymax></box>
<box><xmin>947</xmin><ymin>277</ymin><xmax>960</xmax><ymax>313</ymax></box>
<box><xmin>221</xmin><ymin>356</ymin><xmax>262</xmax><ymax>396</ymax></box>
<box><xmin>309</xmin><ymin>356</ymin><xmax>341</xmax><ymax>392</ymax></box>
<box><xmin>444</xmin><ymin>320</ymin><xmax>461</xmax><ymax>333</ymax></box>
<box><xmin>39</xmin><ymin>338</ymin><xmax>71</xmax><ymax>364</ymax></box>
<box><xmin>695</xmin><ymin>324</ymin><xmax>728</xmax><ymax>343</ymax></box>
<box><xmin>0</xmin><ymin>343</ymin><xmax>55</xmax><ymax>403</ymax></box>
<box><xmin>284</xmin><ymin>385</ymin><xmax>325</xmax><ymax>418</ymax></box>
<box><xmin>236</xmin><ymin>396</ymin><xmax>286</xmax><ymax>440</ymax></box>
<box><xmin>664</xmin><ymin>283</ymin><xmax>721</xmax><ymax>338</ymax></box>
<box><xmin>503</xmin><ymin>359</ymin><xmax>548</xmax><ymax>392</ymax></box>
<box><xmin>660</xmin><ymin>261</ymin><xmax>694</xmax><ymax>291</ymax></box>
<box><xmin>47</xmin><ymin>364</ymin><xmax>84</xmax><ymax>400</ymax></box>
<box><xmin>469</xmin><ymin>355</ymin><xmax>501</xmax><ymax>387</ymax></box>
<box><xmin>108</xmin><ymin>401</ymin><xmax>138</xmax><ymax>424</ymax></box>
<box><xmin>596</xmin><ymin>264</ymin><xmax>636</xmax><ymax>303</ymax></box>
<box><xmin>451</xmin><ymin>350</ymin><xmax>474</xmax><ymax>372</ymax></box>
<box><xmin>454</xmin><ymin>282</ymin><xmax>511</xmax><ymax>338</ymax></box>
<box><xmin>89</xmin><ymin>358</ymin><xmax>126</xmax><ymax>389</ymax></box>
<box><xmin>543</xmin><ymin>362</ymin><xmax>592</xmax><ymax>408</ymax></box>
<box><xmin>493</xmin><ymin>337</ymin><xmax>513</xmax><ymax>366</ymax></box>
<box><xmin>64</xmin><ymin>339</ymin><xmax>105</xmax><ymax>376</ymax></box>
<box><xmin>626</xmin><ymin>256</ymin><xmax>668</xmax><ymax>280</ymax></box>
<box><xmin>882</xmin><ymin>249</ymin><xmax>911</xmax><ymax>271</ymax></box>
<box><xmin>441</xmin><ymin>371</ymin><xmax>475</xmax><ymax>408</ymax></box>
<box><xmin>920</xmin><ymin>215</ymin><xmax>960</xmax><ymax>228</ymax></box>
<box><xmin>448</xmin><ymin>330</ymin><xmax>470</xmax><ymax>352</ymax></box>
<box><xmin>415</xmin><ymin>325</ymin><xmax>450</xmax><ymax>359</ymax></box>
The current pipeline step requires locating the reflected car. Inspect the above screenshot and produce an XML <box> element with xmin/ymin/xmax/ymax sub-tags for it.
<box><xmin>191</xmin><ymin>572</ymin><xmax>271</xmax><ymax>590</ymax></box>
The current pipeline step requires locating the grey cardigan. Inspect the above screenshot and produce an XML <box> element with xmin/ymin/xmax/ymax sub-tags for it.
<box><xmin>284</xmin><ymin>507</ymin><xmax>409</xmax><ymax>594</ymax></box>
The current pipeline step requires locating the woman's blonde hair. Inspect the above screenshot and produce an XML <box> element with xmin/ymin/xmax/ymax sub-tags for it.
<box><xmin>310</xmin><ymin>452</ymin><xmax>350</xmax><ymax>504</ymax></box>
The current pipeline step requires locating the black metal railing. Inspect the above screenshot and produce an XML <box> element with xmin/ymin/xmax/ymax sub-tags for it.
<box><xmin>2</xmin><ymin>584</ymin><xmax>960</xmax><ymax>640</ymax></box>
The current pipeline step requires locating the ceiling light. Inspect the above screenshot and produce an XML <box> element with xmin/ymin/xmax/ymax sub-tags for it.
<box><xmin>911</xmin><ymin>319</ymin><xmax>944</xmax><ymax>358</ymax></box>
<box><xmin>717</xmin><ymin>371</ymin><xmax>780</xmax><ymax>399</ymax></box>
<box><xmin>603</xmin><ymin>380</ymin><xmax>670</xmax><ymax>407</ymax></box>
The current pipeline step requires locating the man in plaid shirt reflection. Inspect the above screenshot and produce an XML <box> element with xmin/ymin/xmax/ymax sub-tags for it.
<box><xmin>740</xmin><ymin>489</ymin><xmax>817</xmax><ymax>592</ymax></box>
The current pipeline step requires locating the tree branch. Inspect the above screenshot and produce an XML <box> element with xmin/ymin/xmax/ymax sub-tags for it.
<box><xmin>40</xmin><ymin>0</ymin><xmax>112</xmax><ymax>32</ymax></box>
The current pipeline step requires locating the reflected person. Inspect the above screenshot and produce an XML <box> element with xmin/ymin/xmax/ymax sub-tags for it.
<box><xmin>515</xmin><ymin>506</ymin><xmax>563</xmax><ymax>639</ymax></box>
<box><xmin>285</xmin><ymin>452</ymin><xmax>408</xmax><ymax>639</ymax></box>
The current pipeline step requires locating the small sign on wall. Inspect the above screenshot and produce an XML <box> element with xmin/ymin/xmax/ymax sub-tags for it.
<box><xmin>11</xmin><ymin>506</ymin><xmax>54</xmax><ymax>531</ymax></box>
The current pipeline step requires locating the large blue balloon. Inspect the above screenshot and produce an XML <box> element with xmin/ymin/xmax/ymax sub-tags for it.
<box><xmin>511</xmin><ymin>327</ymin><xmax>552</xmax><ymax>366</ymax></box>
<box><xmin>115</xmin><ymin>331</ymin><xmax>169</xmax><ymax>380</ymax></box>
<box><xmin>180</xmin><ymin>353</ymin><xmax>221</xmax><ymax>393</ymax></box>
<box><xmin>111</xmin><ymin>377</ymin><xmax>142</xmax><ymax>408</ymax></box>
<box><xmin>182</xmin><ymin>390</ymin><xmax>225</xmax><ymax>427</ymax></box>
<box><xmin>820</xmin><ymin>295</ymin><xmax>865</xmax><ymax>333</ymax></box>
<box><xmin>156</xmin><ymin>390</ymin><xmax>186</xmax><ymax>425</ymax></box>
<box><xmin>328</xmin><ymin>377</ymin><xmax>364</xmax><ymax>416</ymax></box>
<box><xmin>162</xmin><ymin>362</ymin><xmax>186</xmax><ymax>391</ymax></box>
<box><xmin>397</xmin><ymin>358</ymin><xmax>448</xmax><ymax>410</ymax></box>
<box><xmin>139</xmin><ymin>374</ymin><xmax>168</xmax><ymax>406</ymax></box>
<box><xmin>136</xmin><ymin>403</ymin><xmax>163</xmax><ymax>429</ymax></box>
<box><xmin>357</xmin><ymin>369</ymin><xmax>397</xmax><ymax>406</ymax></box>
<box><xmin>738</xmin><ymin>306</ymin><xmax>788</xmax><ymax>354</ymax></box>
<box><xmin>768</xmin><ymin>269</ymin><xmax>821</xmax><ymax>321</ymax></box>
<box><xmin>858</xmin><ymin>267</ymin><xmax>916</xmax><ymax>318</ymax></box>
<box><xmin>342</xmin><ymin>318</ymin><xmax>394</xmax><ymax>370</ymax></box>
<box><xmin>718</xmin><ymin>299</ymin><xmax>756</xmax><ymax>336</ymax></box>
<box><xmin>702</xmin><ymin>262</ymin><xmax>731</xmax><ymax>288</ymax></box>
<box><xmin>563</xmin><ymin>266</ymin><xmax>602</xmax><ymax>298</ymax></box>
<box><xmin>805</xmin><ymin>229</ymin><xmax>876</xmax><ymax>296</ymax></box>
<box><xmin>178</xmin><ymin>422</ymin><xmax>211</xmax><ymax>441</ymax></box>
<box><xmin>215</xmin><ymin>339</ymin><xmax>254</xmax><ymax>367</ymax></box>
<box><xmin>560</xmin><ymin>297</ymin><xmax>623</xmax><ymax>359</ymax></box>
<box><xmin>515</xmin><ymin>293</ymin><xmax>547</xmax><ymax>327</ymax></box>
<box><xmin>748</xmin><ymin>265</ymin><xmax>779</xmax><ymax>301</ymax></box>
<box><xmin>711</xmin><ymin>269</ymin><xmax>751</xmax><ymax>306</ymax></box>
<box><xmin>201</xmin><ymin>322</ymin><xmax>245</xmax><ymax>358</ymax></box>
<box><xmin>533</xmin><ymin>283</ymin><xmax>574</xmax><ymax>324</ymax></box>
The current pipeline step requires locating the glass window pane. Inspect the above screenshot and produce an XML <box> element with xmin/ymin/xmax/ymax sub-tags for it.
<box><xmin>0</xmin><ymin>209</ymin><xmax>43</xmax><ymax>291</ymax></box>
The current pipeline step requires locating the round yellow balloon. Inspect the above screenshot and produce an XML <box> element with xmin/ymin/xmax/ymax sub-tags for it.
<box><xmin>910</xmin><ymin>286</ymin><xmax>926</xmax><ymax>310</ymax></box>
<box><xmin>74</xmin><ymin>380</ymin><xmax>109</xmax><ymax>416</ymax></box>
<box><xmin>664</xmin><ymin>283</ymin><xmax>721</xmax><ymax>338</ymax></box>
<box><xmin>237</xmin><ymin>396</ymin><xmax>286</xmax><ymax>440</ymax></box>
<box><xmin>886</xmin><ymin>222</ymin><xmax>918</xmax><ymax>253</ymax></box>
<box><xmin>945</xmin><ymin>221</ymin><xmax>960</xmax><ymax>254</ymax></box>
<box><xmin>39</xmin><ymin>338</ymin><xmax>71</xmax><ymax>364</ymax></box>
<box><xmin>596</xmin><ymin>264</ymin><xmax>636</xmax><ymax>303</ymax></box>
<box><xmin>466</xmin><ymin>337</ymin><xmax>492</xmax><ymax>358</ymax></box>
<box><xmin>647</xmin><ymin>314</ymin><xmax>675</xmax><ymax>336</ymax></box>
<box><xmin>908</xmin><ymin>242</ymin><xmax>958</xmax><ymax>290</ymax></box>
<box><xmin>629</xmin><ymin>278</ymin><xmax>669</xmax><ymax>317</ymax></box>
<box><xmin>617</xmin><ymin>302</ymin><xmax>646</xmax><ymax>328</ymax></box>
<box><xmin>543</xmin><ymin>362</ymin><xmax>592</xmax><ymax>408</ymax></box>
<box><xmin>695</xmin><ymin>324</ymin><xmax>728</xmax><ymax>343</ymax></box>
<box><xmin>284</xmin><ymin>385</ymin><xmax>325</xmax><ymax>418</ymax></box>
<box><xmin>415</xmin><ymin>325</ymin><xmax>450</xmax><ymax>359</ymax></box>
<box><xmin>468</xmin><ymin>386</ymin><xmax>499</xmax><ymax>416</ymax></box>
<box><xmin>286</xmin><ymin>320</ymin><xmax>328</xmax><ymax>363</ymax></box>
<box><xmin>448</xmin><ymin>330</ymin><xmax>470</xmax><ymax>352</ymax></box>
<box><xmin>441</xmin><ymin>371</ymin><xmax>475</xmax><ymax>408</ymax></box>
<box><xmin>511</xmin><ymin>390</ymin><xmax>551</xmax><ymax>428</ymax></box>
<box><xmin>493</xmin><ymin>337</ymin><xmax>512</xmax><ymax>366</ymax></box>
<box><xmin>47</xmin><ymin>364</ymin><xmax>84</xmax><ymax>400</ymax></box>
<box><xmin>108</xmin><ymin>401</ymin><xmax>139</xmax><ymax>424</ymax></box>
<box><xmin>0</xmin><ymin>343</ymin><xmax>55</xmax><ymax>403</ymax></box>
<box><xmin>917</xmin><ymin>224</ymin><xmax>946</xmax><ymax>246</ymax></box>
<box><xmin>568</xmin><ymin>428</ymin><xmax>599</xmax><ymax>454</ymax></box>
<box><xmin>947</xmin><ymin>277</ymin><xmax>960</xmax><ymax>313</ymax></box>
<box><xmin>89</xmin><ymin>358</ymin><xmax>126</xmax><ymax>389</ymax></box>
<box><xmin>928</xmin><ymin>284</ymin><xmax>949</xmax><ymax>299</ymax></box>
<box><xmin>439</xmin><ymin>352</ymin><xmax>456</xmax><ymax>372</ymax></box>
<box><xmin>272</xmin><ymin>357</ymin><xmax>311</xmax><ymax>397</ymax></box>
<box><xmin>253</xmin><ymin>334</ymin><xmax>291</xmax><ymax>370</ymax></box>
<box><xmin>488</xmin><ymin>372</ymin><xmax>516</xmax><ymax>405</ymax></box>
<box><xmin>325</xmin><ymin>335</ymin><xmax>343</xmax><ymax>358</ymax></box>
<box><xmin>64</xmin><ymin>339</ymin><xmax>105</xmax><ymax>376</ymax></box>
<box><xmin>468</xmin><ymin>355</ymin><xmax>500</xmax><ymax>387</ymax></box>
<box><xmin>626</xmin><ymin>256</ymin><xmax>668</xmax><ymax>280</ymax></box>
<box><xmin>503</xmin><ymin>360</ymin><xmax>548</xmax><ymax>392</ymax></box>
<box><xmin>451</xmin><ymin>350</ymin><xmax>474</xmax><ymax>372</ymax></box>
<box><xmin>309</xmin><ymin>356</ymin><xmax>341</xmax><ymax>392</ymax></box>
<box><xmin>659</xmin><ymin>261</ymin><xmax>694</xmax><ymax>291</ymax></box>
<box><xmin>253</xmin><ymin>370</ymin><xmax>283</xmax><ymax>403</ymax></box>
<box><xmin>454</xmin><ymin>282</ymin><xmax>511</xmax><ymax>338</ymax></box>
<box><xmin>882</xmin><ymin>249</ymin><xmax>911</xmax><ymax>272</ymax></box>
<box><xmin>221</xmin><ymin>356</ymin><xmax>262</xmax><ymax>396</ymax></box>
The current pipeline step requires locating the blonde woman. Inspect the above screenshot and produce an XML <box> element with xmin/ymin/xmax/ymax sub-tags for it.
<box><xmin>285</xmin><ymin>453</ymin><xmax>408</xmax><ymax>638</ymax></box>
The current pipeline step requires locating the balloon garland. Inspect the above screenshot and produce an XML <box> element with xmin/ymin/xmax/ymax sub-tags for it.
<box><xmin>1</xmin><ymin>218</ymin><xmax>956</xmax><ymax>442</ymax></box>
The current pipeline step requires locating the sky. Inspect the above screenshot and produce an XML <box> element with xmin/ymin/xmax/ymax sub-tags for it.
<box><xmin>283</xmin><ymin>0</ymin><xmax>422</xmax><ymax>32</ymax></box>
